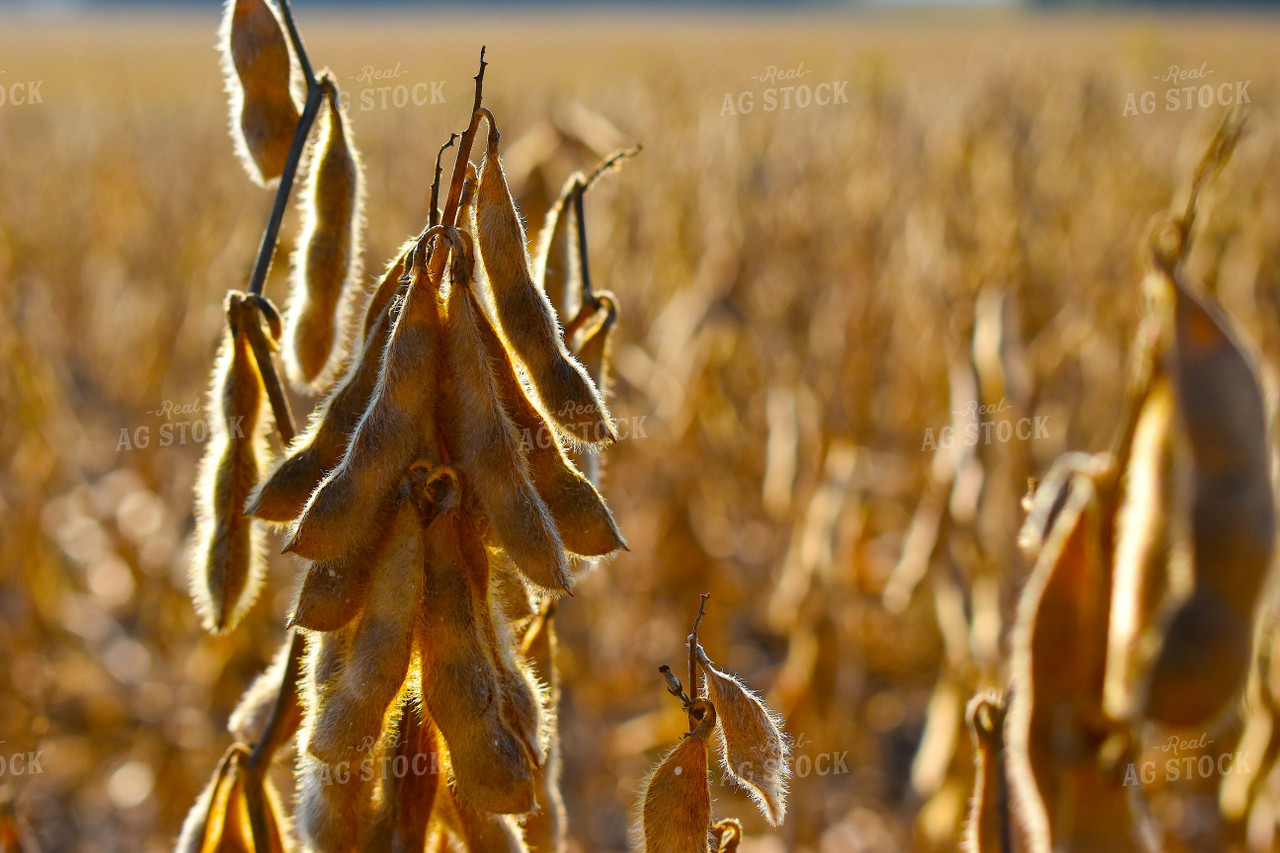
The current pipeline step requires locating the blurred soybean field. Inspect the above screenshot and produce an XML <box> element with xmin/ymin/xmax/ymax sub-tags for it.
<box><xmin>4</xmin><ymin>8</ymin><xmax>1280</xmax><ymax>852</ymax></box>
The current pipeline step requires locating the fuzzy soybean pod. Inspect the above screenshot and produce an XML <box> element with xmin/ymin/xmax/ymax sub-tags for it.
<box><xmin>247</xmin><ymin>250</ymin><xmax>406</xmax><ymax>524</ymax></box>
<box><xmin>532</xmin><ymin>172</ymin><xmax>582</xmax><ymax>325</ymax></box>
<box><xmin>440</xmin><ymin>248</ymin><xmax>573</xmax><ymax>594</ymax></box>
<box><xmin>962</xmin><ymin>694</ymin><xmax>1011</xmax><ymax>853</ymax></box>
<box><xmin>640</xmin><ymin>701</ymin><xmax>715</xmax><ymax>853</ymax></box>
<box><xmin>474</xmin><ymin>116</ymin><xmax>617</xmax><ymax>448</ymax></box>
<box><xmin>306</xmin><ymin>498</ymin><xmax>424</xmax><ymax>767</ymax></box>
<box><xmin>191</xmin><ymin>292</ymin><xmax>269</xmax><ymax>634</ymax></box>
<box><xmin>437</xmin><ymin>781</ymin><xmax>530</xmax><ymax>853</ymax></box>
<box><xmin>520</xmin><ymin>606</ymin><xmax>566</xmax><ymax>853</ymax></box>
<box><xmin>284</xmin><ymin>80</ymin><xmax>365</xmax><ymax>391</ymax></box>
<box><xmin>471</xmin><ymin>280</ymin><xmax>625</xmax><ymax>559</ymax></box>
<box><xmin>219</xmin><ymin>0</ymin><xmax>300</xmax><ymax>186</ymax></box>
<box><xmin>284</xmin><ymin>237</ymin><xmax>444</xmax><ymax>562</ymax></box>
<box><xmin>696</xmin><ymin>646</ymin><xmax>790</xmax><ymax>826</ymax></box>
<box><xmin>417</xmin><ymin>502</ymin><xmax>537</xmax><ymax>816</ymax></box>
<box><xmin>1141</xmin><ymin>273</ymin><xmax>1277</xmax><ymax>728</ymax></box>
<box><xmin>361</xmin><ymin>705</ymin><xmax>438</xmax><ymax>853</ymax></box>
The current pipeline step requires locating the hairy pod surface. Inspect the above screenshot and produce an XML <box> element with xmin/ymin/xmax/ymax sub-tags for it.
<box><xmin>362</xmin><ymin>705</ymin><xmax>438</xmax><ymax>853</ymax></box>
<box><xmin>475</xmin><ymin>126</ymin><xmax>616</xmax><ymax>447</ymax></box>
<box><xmin>533</xmin><ymin>173</ymin><xmax>581</xmax><ymax>325</ymax></box>
<box><xmin>640</xmin><ymin>701</ymin><xmax>715</xmax><ymax>853</ymax></box>
<box><xmin>285</xmin><ymin>247</ymin><xmax>442</xmax><ymax>562</ymax></box>
<box><xmin>191</xmin><ymin>294</ymin><xmax>268</xmax><ymax>634</ymax></box>
<box><xmin>306</xmin><ymin>499</ymin><xmax>424</xmax><ymax>766</ymax></box>
<box><xmin>248</xmin><ymin>251</ymin><xmax>406</xmax><ymax>524</ymax></box>
<box><xmin>696</xmin><ymin>647</ymin><xmax>790</xmax><ymax>826</ymax></box>
<box><xmin>285</xmin><ymin>84</ymin><xmax>365</xmax><ymax>391</ymax></box>
<box><xmin>417</xmin><ymin>502</ymin><xmax>537</xmax><ymax>816</ymax></box>
<box><xmin>471</xmin><ymin>280</ymin><xmax>625</xmax><ymax>559</ymax></box>
<box><xmin>219</xmin><ymin>0</ymin><xmax>300</xmax><ymax>185</ymax></box>
<box><xmin>440</xmin><ymin>259</ymin><xmax>573</xmax><ymax>594</ymax></box>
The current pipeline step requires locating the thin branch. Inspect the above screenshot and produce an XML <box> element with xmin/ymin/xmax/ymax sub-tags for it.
<box><xmin>428</xmin><ymin>47</ymin><xmax>488</xmax><ymax>283</ymax></box>
<box><xmin>581</xmin><ymin>144</ymin><xmax>642</xmax><ymax>193</ymax></box>
<box><xmin>687</xmin><ymin>592</ymin><xmax>710</xmax><ymax>723</ymax></box>
<box><xmin>241</xmin><ymin>300</ymin><xmax>297</xmax><ymax>444</ymax></box>
<box><xmin>246</xmin><ymin>629</ymin><xmax>305</xmax><ymax>773</ymax></box>
<box><xmin>274</xmin><ymin>0</ymin><xmax>317</xmax><ymax>90</ymax></box>
<box><xmin>573</xmin><ymin>185</ymin><xmax>594</xmax><ymax>306</ymax></box>
<box><xmin>430</xmin><ymin>133</ymin><xmax>460</xmax><ymax>229</ymax></box>
<box><xmin>246</xmin><ymin>77</ymin><xmax>326</xmax><ymax>298</ymax></box>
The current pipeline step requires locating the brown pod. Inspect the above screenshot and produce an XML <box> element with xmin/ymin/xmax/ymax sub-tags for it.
<box><xmin>471</xmin><ymin>281</ymin><xmax>625</xmax><ymax>558</ymax></box>
<box><xmin>247</xmin><ymin>250</ymin><xmax>406</xmax><ymax>524</ymax></box>
<box><xmin>219</xmin><ymin>0</ymin><xmax>300</xmax><ymax>186</ymax></box>
<box><xmin>296</xmin><ymin>751</ymin><xmax>371</xmax><ymax>853</ymax></box>
<box><xmin>417</xmin><ymin>502</ymin><xmax>537</xmax><ymax>815</ymax></box>
<box><xmin>474</xmin><ymin>120</ymin><xmax>616</xmax><ymax>448</ymax></box>
<box><xmin>533</xmin><ymin>173</ymin><xmax>582</xmax><ymax>325</ymax></box>
<box><xmin>175</xmin><ymin>748</ymin><xmax>246</xmax><ymax>853</ymax></box>
<box><xmin>1137</xmin><ymin>273</ymin><xmax>1277</xmax><ymax>728</ymax></box>
<box><xmin>437</xmin><ymin>781</ymin><xmax>530</xmax><ymax>853</ymax></box>
<box><xmin>361</xmin><ymin>704</ymin><xmax>439</xmax><ymax>853</ymax></box>
<box><xmin>306</xmin><ymin>498</ymin><xmax>424</xmax><ymax>766</ymax></box>
<box><xmin>1007</xmin><ymin>457</ymin><xmax>1152</xmax><ymax>852</ymax></box>
<box><xmin>227</xmin><ymin>634</ymin><xmax>302</xmax><ymax>750</ymax></box>
<box><xmin>521</xmin><ymin>606</ymin><xmax>565</xmax><ymax>853</ymax></box>
<box><xmin>284</xmin><ymin>82</ymin><xmax>365</xmax><ymax>391</ymax></box>
<box><xmin>640</xmin><ymin>701</ymin><xmax>715</xmax><ymax>853</ymax></box>
<box><xmin>439</xmin><ymin>253</ymin><xmax>573</xmax><ymax>594</ymax></box>
<box><xmin>696</xmin><ymin>647</ymin><xmax>790</xmax><ymax>826</ymax></box>
<box><xmin>284</xmin><ymin>239</ymin><xmax>443</xmax><ymax>562</ymax></box>
<box><xmin>289</xmin><ymin>544</ymin><xmax>376</xmax><ymax>633</ymax></box>
<box><xmin>962</xmin><ymin>693</ymin><xmax>1011</xmax><ymax>853</ymax></box>
<box><xmin>191</xmin><ymin>292</ymin><xmax>268</xmax><ymax>634</ymax></box>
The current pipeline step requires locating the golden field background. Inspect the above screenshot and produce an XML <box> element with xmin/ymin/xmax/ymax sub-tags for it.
<box><xmin>3</xmin><ymin>8</ymin><xmax>1280</xmax><ymax>851</ymax></box>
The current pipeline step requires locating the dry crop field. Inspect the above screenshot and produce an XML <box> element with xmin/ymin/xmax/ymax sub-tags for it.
<box><xmin>4</xmin><ymin>7</ymin><xmax>1280</xmax><ymax>852</ymax></box>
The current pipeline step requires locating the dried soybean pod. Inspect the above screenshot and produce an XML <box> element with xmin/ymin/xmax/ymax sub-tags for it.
<box><xmin>962</xmin><ymin>694</ymin><xmax>1012</xmax><ymax>853</ymax></box>
<box><xmin>247</xmin><ymin>250</ymin><xmax>406</xmax><ymax>524</ymax></box>
<box><xmin>695</xmin><ymin>646</ymin><xmax>790</xmax><ymax>825</ymax></box>
<box><xmin>1008</xmin><ymin>459</ymin><xmax>1150</xmax><ymax>852</ymax></box>
<box><xmin>175</xmin><ymin>747</ymin><xmax>244</xmax><ymax>853</ymax></box>
<box><xmin>1138</xmin><ymin>271</ymin><xmax>1276</xmax><ymax>728</ymax></box>
<box><xmin>440</xmin><ymin>250</ymin><xmax>573</xmax><ymax>594</ymax></box>
<box><xmin>288</xmin><ymin>544</ymin><xmax>377</xmax><ymax>632</ymax></box>
<box><xmin>284</xmin><ymin>78</ymin><xmax>365</xmax><ymax>391</ymax></box>
<box><xmin>474</xmin><ymin>114</ymin><xmax>616</xmax><ymax>447</ymax></box>
<box><xmin>191</xmin><ymin>292</ymin><xmax>269</xmax><ymax>634</ymax></box>
<box><xmin>521</xmin><ymin>606</ymin><xmax>566</xmax><ymax>853</ymax></box>
<box><xmin>296</xmin><ymin>751</ymin><xmax>370</xmax><ymax>853</ymax></box>
<box><xmin>533</xmin><ymin>173</ymin><xmax>582</xmax><ymax>325</ymax></box>
<box><xmin>437</xmin><ymin>782</ymin><xmax>530</xmax><ymax>853</ymax></box>
<box><xmin>228</xmin><ymin>635</ymin><xmax>302</xmax><ymax>747</ymax></box>
<box><xmin>418</xmin><ymin>504</ymin><xmax>537</xmax><ymax>815</ymax></box>
<box><xmin>471</xmin><ymin>282</ymin><xmax>625</xmax><ymax>558</ymax></box>
<box><xmin>362</xmin><ymin>705</ymin><xmax>438</xmax><ymax>853</ymax></box>
<box><xmin>640</xmin><ymin>701</ymin><xmax>715</xmax><ymax>853</ymax></box>
<box><xmin>219</xmin><ymin>0</ymin><xmax>300</xmax><ymax>186</ymax></box>
<box><xmin>284</xmin><ymin>234</ymin><xmax>447</xmax><ymax>561</ymax></box>
<box><xmin>306</xmin><ymin>499</ymin><xmax>424</xmax><ymax>765</ymax></box>
<box><xmin>1103</xmin><ymin>368</ymin><xmax>1187</xmax><ymax>723</ymax></box>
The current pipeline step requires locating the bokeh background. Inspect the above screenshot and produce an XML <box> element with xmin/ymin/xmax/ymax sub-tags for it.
<box><xmin>3</xmin><ymin>5</ymin><xmax>1280</xmax><ymax>851</ymax></box>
